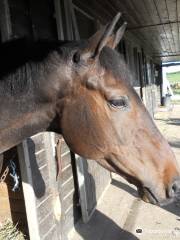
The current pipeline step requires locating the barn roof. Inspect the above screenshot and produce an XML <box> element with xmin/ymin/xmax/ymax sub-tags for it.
<box><xmin>74</xmin><ymin>0</ymin><xmax>180</xmax><ymax>64</ymax></box>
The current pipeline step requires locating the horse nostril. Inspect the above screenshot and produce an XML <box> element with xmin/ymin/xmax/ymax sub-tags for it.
<box><xmin>172</xmin><ymin>183</ymin><xmax>177</xmax><ymax>193</ymax></box>
<box><xmin>169</xmin><ymin>178</ymin><xmax>180</xmax><ymax>197</ymax></box>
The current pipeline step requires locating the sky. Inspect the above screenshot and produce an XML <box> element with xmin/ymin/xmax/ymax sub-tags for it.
<box><xmin>164</xmin><ymin>65</ymin><xmax>180</xmax><ymax>73</ymax></box>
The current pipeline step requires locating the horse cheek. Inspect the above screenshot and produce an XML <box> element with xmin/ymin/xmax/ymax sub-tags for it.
<box><xmin>60</xmin><ymin>107</ymin><xmax>98</xmax><ymax>159</ymax></box>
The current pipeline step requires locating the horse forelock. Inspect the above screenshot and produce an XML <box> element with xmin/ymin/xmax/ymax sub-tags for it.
<box><xmin>99</xmin><ymin>46</ymin><xmax>133</xmax><ymax>86</ymax></box>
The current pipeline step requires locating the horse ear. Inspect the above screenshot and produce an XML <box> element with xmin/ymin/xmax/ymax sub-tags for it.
<box><xmin>86</xmin><ymin>12</ymin><xmax>121</xmax><ymax>58</ymax></box>
<box><xmin>107</xmin><ymin>22</ymin><xmax>127</xmax><ymax>49</ymax></box>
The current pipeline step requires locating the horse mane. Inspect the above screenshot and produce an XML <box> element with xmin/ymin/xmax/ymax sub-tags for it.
<box><xmin>0</xmin><ymin>37</ymin><xmax>132</xmax><ymax>97</ymax></box>
<box><xmin>99</xmin><ymin>46</ymin><xmax>133</xmax><ymax>86</ymax></box>
<box><xmin>0</xmin><ymin>38</ymin><xmax>68</xmax><ymax>96</ymax></box>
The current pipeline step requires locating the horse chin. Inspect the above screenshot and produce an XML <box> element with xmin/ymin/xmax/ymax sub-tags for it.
<box><xmin>138</xmin><ymin>187</ymin><xmax>169</xmax><ymax>206</ymax></box>
<box><xmin>137</xmin><ymin>186</ymin><xmax>175</xmax><ymax>206</ymax></box>
<box><xmin>137</xmin><ymin>186</ymin><xmax>158</xmax><ymax>205</ymax></box>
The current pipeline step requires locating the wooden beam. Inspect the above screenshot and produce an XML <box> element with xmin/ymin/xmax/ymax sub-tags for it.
<box><xmin>0</xmin><ymin>0</ymin><xmax>12</xmax><ymax>41</ymax></box>
<box><xmin>73</xmin><ymin>4</ymin><xmax>94</xmax><ymax>20</ymax></box>
<box><xmin>154</xmin><ymin>53</ymin><xmax>180</xmax><ymax>57</ymax></box>
<box><xmin>154</xmin><ymin>0</ymin><xmax>174</xmax><ymax>53</ymax></box>
<box><xmin>128</xmin><ymin>21</ymin><xmax>180</xmax><ymax>30</ymax></box>
<box><xmin>177</xmin><ymin>0</ymin><xmax>180</xmax><ymax>52</ymax></box>
<box><xmin>54</xmin><ymin>0</ymin><xmax>65</xmax><ymax>40</ymax></box>
<box><xmin>18</xmin><ymin>141</ymin><xmax>40</xmax><ymax>240</ymax></box>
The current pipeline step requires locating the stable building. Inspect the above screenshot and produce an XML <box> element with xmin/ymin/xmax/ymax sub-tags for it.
<box><xmin>0</xmin><ymin>0</ymin><xmax>179</xmax><ymax>239</ymax></box>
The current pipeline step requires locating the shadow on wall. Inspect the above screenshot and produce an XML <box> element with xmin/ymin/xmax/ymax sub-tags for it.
<box><xmin>71</xmin><ymin>155</ymin><xmax>138</xmax><ymax>240</ymax></box>
<box><xmin>25</xmin><ymin>138</ymin><xmax>46</xmax><ymax>198</ymax></box>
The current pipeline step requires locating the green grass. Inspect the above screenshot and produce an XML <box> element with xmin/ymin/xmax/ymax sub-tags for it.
<box><xmin>166</xmin><ymin>71</ymin><xmax>180</xmax><ymax>84</ymax></box>
<box><xmin>166</xmin><ymin>71</ymin><xmax>180</xmax><ymax>96</ymax></box>
<box><xmin>173</xmin><ymin>88</ymin><xmax>180</xmax><ymax>95</ymax></box>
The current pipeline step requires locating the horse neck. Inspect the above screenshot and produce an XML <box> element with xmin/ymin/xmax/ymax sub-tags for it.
<box><xmin>0</xmin><ymin>61</ymin><xmax>61</xmax><ymax>153</ymax></box>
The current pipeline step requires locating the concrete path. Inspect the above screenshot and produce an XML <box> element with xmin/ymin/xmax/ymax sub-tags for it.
<box><xmin>69</xmin><ymin>105</ymin><xmax>180</xmax><ymax>240</ymax></box>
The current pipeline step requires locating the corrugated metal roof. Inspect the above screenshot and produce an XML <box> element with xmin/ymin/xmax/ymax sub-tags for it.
<box><xmin>73</xmin><ymin>0</ymin><xmax>180</xmax><ymax>63</ymax></box>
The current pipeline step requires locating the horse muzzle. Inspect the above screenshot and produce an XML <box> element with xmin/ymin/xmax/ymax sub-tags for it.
<box><xmin>139</xmin><ymin>177</ymin><xmax>180</xmax><ymax>206</ymax></box>
<box><xmin>167</xmin><ymin>177</ymin><xmax>180</xmax><ymax>200</ymax></box>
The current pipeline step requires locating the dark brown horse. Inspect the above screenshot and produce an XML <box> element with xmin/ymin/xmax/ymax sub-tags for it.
<box><xmin>0</xmin><ymin>13</ymin><xmax>180</xmax><ymax>206</ymax></box>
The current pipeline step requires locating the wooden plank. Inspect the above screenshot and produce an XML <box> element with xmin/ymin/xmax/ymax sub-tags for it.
<box><xmin>73</xmin><ymin>0</ymin><xmax>110</xmax><ymax>24</ymax></box>
<box><xmin>61</xmin><ymin>153</ymin><xmax>71</xmax><ymax>170</ymax></box>
<box><xmin>0</xmin><ymin>0</ymin><xmax>12</xmax><ymax>41</ymax></box>
<box><xmin>61</xmin><ymin>165</ymin><xmax>73</xmax><ymax>183</ymax></box>
<box><xmin>39</xmin><ymin>212</ymin><xmax>57</xmax><ymax>238</ymax></box>
<box><xmin>53</xmin><ymin>132</ymin><xmax>81</xmax><ymax>238</ymax></box>
<box><xmin>43</xmin><ymin>227</ymin><xmax>58</xmax><ymax>240</ymax></box>
<box><xmin>61</xmin><ymin>180</ymin><xmax>74</xmax><ymax>199</ymax></box>
<box><xmin>34</xmin><ymin>150</ymin><xmax>47</xmax><ymax>168</ymax></box>
<box><xmin>164</xmin><ymin>0</ymin><xmax>178</xmax><ymax>53</ymax></box>
<box><xmin>73</xmin><ymin>6</ymin><xmax>96</xmax><ymax>39</ymax></box>
<box><xmin>75</xmin><ymin>156</ymin><xmax>90</xmax><ymax>223</ymax></box>
<box><xmin>18</xmin><ymin>132</ymin><xmax>63</xmax><ymax>240</ymax></box>
<box><xmin>137</xmin><ymin>1</ymin><xmax>168</xmax><ymax>54</ymax></box>
<box><xmin>64</xmin><ymin>0</ymin><xmax>73</xmax><ymax>40</ymax></box>
<box><xmin>28</xmin><ymin>0</ymin><xmax>57</xmax><ymax>40</ymax></box>
<box><xmin>156</xmin><ymin>0</ymin><xmax>169</xmax><ymax>22</ymax></box>
<box><xmin>75</xmin><ymin>155</ymin><xmax>111</xmax><ymax>223</ymax></box>
<box><xmin>114</xmin><ymin>0</ymin><xmax>158</xmax><ymax>55</ymax></box>
<box><xmin>166</xmin><ymin>0</ymin><xmax>177</xmax><ymax>22</ymax></box>
<box><xmin>163</xmin><ymin>23</ymin><xmax>176</xmax><ymax>53</ymax></box>
<box><xmin>61</xmin><ymin>189</ymin><xmax>75</xmax><ymax>212</ymax></box>
<box><xmin>18</xmin><ymin>141</ymin><xmax>41</xmax><ymax>240</ymax></box>
<box><xmin>89</xmin><ymin>0</ymin><xmax>113</xmax><ymax>22</ymax></box>
<box><xmin>54</xmin><ymin>0</ymin><xmax>65</xmax><ymax>40</ymax></box>
<box><xmin>144</xmin><ymin>26</ymin><xmax>165</xmax><ymax>54</ymax></box>
<box><xmin>129</xmin><ymin>0</ymin><xmax>152</xmax><ymax>26</ymax></box>
<box><xmin>111</xmin><ymin>0</ymin><xmax>140</xmax><ymax>28</ymax></box>
<box><xmin>142</xmin><ymin>0</ymin><xmax>171</xmax><ymax>54</ymax></box>
<box><xmin>155</xmin><ymin>0</ymin><xmax>175</xmax><ymax>53</ymax></box>
<box><xmin>177</xmin><ymin>0</ymin><xmax>180</xmax><ymax>53</ymax></box>
<box><xmin>44</xmin><ymin>132</ymin><xmax>62</xmax><ymax>238</ymax></box>
<box><xmin>27</xmin><ymin>134</ymin><xmax>45</xmax><ymax>153</ymax></box>
<box><xmin>37</xmin><ymin>195</ymin><xmax>53</xmax><ymax>222</ymax></box>
<box><xmin>156</xmin><ymin>25</ymin><xmax>172</xmax><ymax>53</ymax></box>
<box><xmin>140</xmin><ymin>0</ymin><xmax>160</xmax><ymax>24</ymax></box>
<box><xmin>129</xmin><ymin>0</ymin><xmax>179</xmax><ymax>58</ymax></box>
<box><xmin>61</xmin><ymin>204</ymin><xmax>76</xmax><ymax>236</ymax></box>
<box><xmin>61</xmin><ymin>177</ymin><xmax>74</xmax><ymax>196</ymax></box>
<box><xmin>8</xmin><ymin>0</ymin><xmax>32</xmax><ymax>39</ymax></box>
<box><xmin>96</xmin><ymin>0</ymin><xmax>116</xmax><ymax>18</ymax></box>
<box><xmin>170</xmin><ymin>22</ymin><xmax>180</xmax><ymax>53</ymax></box>
<box><xmin>135</xmin><ymin>27</ymin><xmax>162</xmax><ymax>54</ymax></box>
<box><xmin>70</xmin><ymin>1</ymin><xmax>80</xmax><ymax>40</ymax></box>
<box><xmin>0</xmin><ymin>183</ymin><xmax>11</xmax><ymax>222</ymax></box>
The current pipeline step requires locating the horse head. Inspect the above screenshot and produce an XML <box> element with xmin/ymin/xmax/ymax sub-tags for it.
<box><xmin>54</xmin><ymin>13</ymin><xmax>180</xmax><ymax>206</ymax></box>
<box><xmin>0</xmin><ymin>13</ymin><xmax>179</xmax><ymax>206</ymax></box>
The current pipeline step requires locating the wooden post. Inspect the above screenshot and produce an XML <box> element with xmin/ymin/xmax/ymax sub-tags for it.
<box><xmin>54</xmin><ymin>0</ymin><xmax>64</xmax><ymax>40</ymax></box>
<box><xmin>18</xmin><ymin>141</ymin><xmax>40</xmax><ymax>240</ymax></box>
<box><xmin>0</xmin><ymin>0</ymin><xmax>12</xmax><ymax>41</ymax></box>
<box><xmin>18</xmin><ymin>133</ymin><xmax>61</xmax><ymax>240</ymax></box>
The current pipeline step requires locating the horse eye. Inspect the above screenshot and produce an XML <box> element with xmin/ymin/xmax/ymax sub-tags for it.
<box><xmin>72</xmin><ymin>51</ymin><xmax>80</xmax><ymax>63</ymax></box>
<box><xmin>108</xmin><ymin>97</ymin><xmax>128</xmax><ymax>109</ymax></box>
